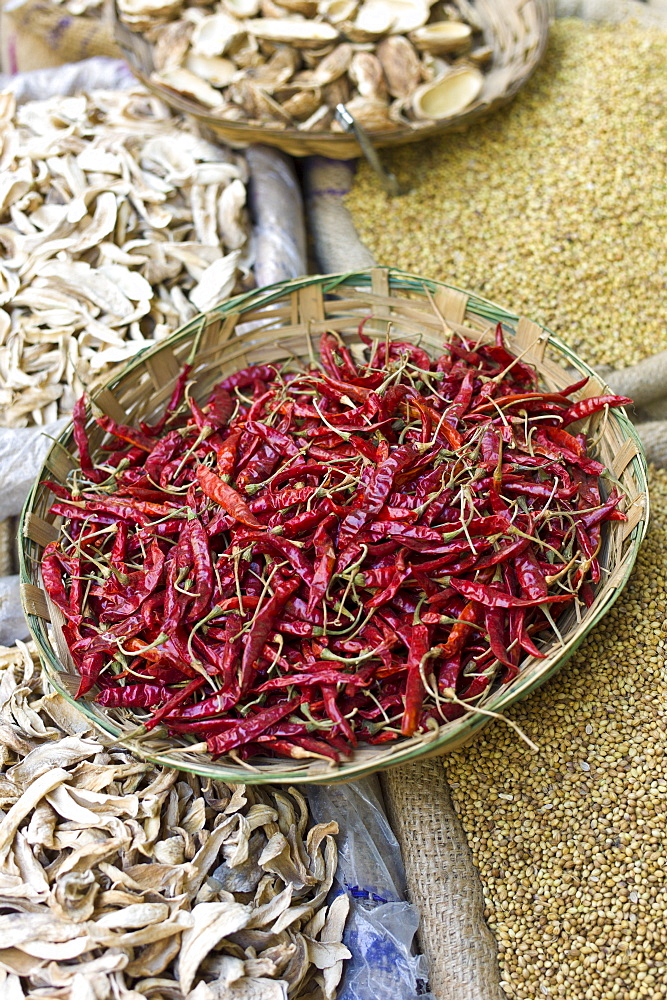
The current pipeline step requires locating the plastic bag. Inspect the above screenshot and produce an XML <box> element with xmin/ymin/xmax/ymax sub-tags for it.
<box><xmin>246</xmin><ymin>145</ymin><xmax>307</xmax><ymax>288</ymax></box>
<box><xmin>0</xmin><ymin>577</ymin><xmax>30</xmax><ymax>645</ymax></box>
<box><xmin>308</xmin><ymin>777</ymin><xmax>434</xmax><ymax>1000</ymax></box>
<box><xmin>0</xmin><ymin>421</ymin><xmax>68</xmax><ymax>521</ymax></box>
<box><xmin>0</xmin><ymin>56</ymin><xmax>134</xmax><ymax>101</ymax></box>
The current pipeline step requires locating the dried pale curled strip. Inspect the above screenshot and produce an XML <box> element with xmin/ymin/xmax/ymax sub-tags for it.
<box><xmin>0</xmin><ymin>767</ymin><xmax>70</xmax><ymax>867</ymax></box>
<box><xmin>258</xmin><ymin>832</ymin><xmax>316</xmax><ymax>891</ymax></box>
<box><xmin>89</xmin><ymin>910</ymin><xmax>194</xmax><ymax>950</ymax></box>
<box><xmin>31</xmin><ymin>951</ymin><xmax>129</xmax><ymax>988</ymax></box>
<box><xmin>18</xmin><ymin>936</ymin><xmax>94</xmax><ymax>962</ymax></box>
<box><xmin>271</xmin><ymin>838</ymin><xmax>339</xmax><ymax>935</ymax></box>
<box><xmin>125</xmin><ymin>933</ymin><xmax>182</xmax><ymax>979</ymax></box>
<box><xmin>0</xmin><ymin>948</ymin><xmax>49</xmax><ymax>980</ymax></box>
<box><xmin>245</xmin><ymin>885</ymin><xmax>294</xmax><ymax>931</ymax></box>
<box><xmin>123</xmin><ymin>862</ymin><xmax>193</xmax><ymax>898</ymax></box>
<box><xmin>0</xmin><ymin>643</ymin><xmax>347</xmax><ymax>1000</ymax></box>
<box><xmin>24</xmin><ymin>801</ymin><xmax>58</xmax><ymax>850</ymax></box>
<box><xmin>188</xmin><ymin>976</ymin><xmax>289</xmax><ymax>999</ymax></box>
<box><xmin>49</xmin><ymin>870</ymin><xmax>99</xmax><ymax>923</ymax></box>
<box><xmin>12</xmin><ymin>830</ymin><xmax>50</xmax><ymax>899</ymax></box>
<box><xmin>0</xmin><ymin>721</ymin><xmax>39</xmax><ymax>758</ymax></box>
<box><xmin>0</xmin><ymin>89</ymin><xmax>253</xmax><ymax>427</ymax></box>
<box><xmin>0</xmin><ymin>777</ymin><xmax>21</xmax><ymax>808</ymax></box>
<box><xmin>0</xmin><ymin>911</ymin><xmax>92</xmax><ymax>950</ymax></box>
<box><xmin>6</xmin><ymin>736</ymin><xmax>103</xmax><ymax>785</ymax></box>
<box><xmin>178</xmin><ymin>901</ymin><xmax>253</xmax><ymax>994</ymax></box>
<box><xmin>319</xmin><ymin>894</ymin><xmax>350</xmax><ymax>1000</ymax></box>
<box><xmin>45</xmin><ymin>784</ymin><xmax>129</xmax><ymax>831</ymax></box>
<box><xmin>96</xmin><ymin>902</ymin><xmax>170</xmax><ymax>929</ymax></box>
<box><xmin>30</xmin><ymin>692</ymin><xmax>96</xmax><ymax>737</ymax></box>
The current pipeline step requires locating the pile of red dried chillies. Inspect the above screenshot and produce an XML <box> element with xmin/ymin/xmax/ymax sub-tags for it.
<box><xmin>41</xmin><ymin>324</ymin><xmax>631</xmax><ymax>764</ymax></box>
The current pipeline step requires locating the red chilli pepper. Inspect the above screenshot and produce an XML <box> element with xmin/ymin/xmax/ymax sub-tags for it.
<box><xmin>188</xmin><ymin>517</ymin><xmax>214</xmax><ymax>621</ymax></box>
<box><xmin>401</xmin><ymin>623</ymin><xmax>431</xmax><ymax>737</ymax></box>
<box><xmin>240</xmin><ymin>576</ymin><xmax>300</xmax><ymax>692</ymax></box>
<box><xmin>145</xmin><ymin>677</ymin><xmax>207</xmax><ymax>730</ymax></box>
<box><xmin>449</xmin><ymin>578</ymin><xmax>574</xmax><ymax>608</ymax></box>
<box><xmin>205</xmin><ymin>697</ymin><xmax>303</xmax><ymax>756</ymax></box>
<box><xmin>561</xmin><ymin>395</ymin><xmax>632</xmax><ymax>426</ymax></box>
<box><xmin>196</xmin><ymin>466</ymin><xmax>264</xmax><ymax>527</ymax></box>
<box><xmin>97</xmin><ymin>683</ymin><xmax>165</xmax><ymax>708</ymax></box>
<box><xmin>72</xmin><ymin>396</ymin><xmax>105</xmax><ymax>483</ymax></box>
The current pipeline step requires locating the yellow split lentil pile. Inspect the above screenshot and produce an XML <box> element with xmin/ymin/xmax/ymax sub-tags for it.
<box><xmin>345</xmin><ymin>19</ymin><xmax>667</xmax><ymax>370</ymax></box>
<box><xmin>346</xmin><ymin>15</ymin><xmax>667</xmax><ymax>1000</ymax></box>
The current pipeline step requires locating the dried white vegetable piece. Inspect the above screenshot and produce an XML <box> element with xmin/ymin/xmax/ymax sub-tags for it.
<box><xmin>179</xmin><ymin>902</ymin><xmax>252</xmax><ymax>993</ymax></box>
<box><xmin>96</xmin><ymin>902</ymin><xmax>170</xmax><ymax>929</ymax></box>
<box><xmin>0</xmin><ymin>89</ymin><xmax>252</xmax><ymax>426</ymax></box>
<box><xmin>0</xmin><ymin>641</ymin><xmax>348</xmax><ymax>999</ymax></box>
<box><xmin>0</xmin><ymin>768</ymin><xmax>70</xmax><ymax>867</ymax></box>
<box><xmin>189</xmin><ymin>250</ymin><xmax>242</xmax><ymax>313</ymax></box>
<box><xmin>50</xmin><ymin>870</ymin><xmax>99</xmax><ymax>922</ymax></box>
<box><xmin>7</xmin><ymin>737</ymin><xmax>102</xmax><ymax>785</ymax></box>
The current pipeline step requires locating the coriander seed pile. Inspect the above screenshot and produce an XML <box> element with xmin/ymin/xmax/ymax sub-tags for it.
<box><xmin>346</xmin><ymin>18</ymin><xmax>667</xmax><ymax>370</ymax></box>
<box><xmin>445</xmin><ymin>467</ymin><xmax>667</xmax><ymax>1000</ymax></box>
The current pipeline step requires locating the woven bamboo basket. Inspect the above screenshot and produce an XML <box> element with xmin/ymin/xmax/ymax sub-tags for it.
<box><xmin>19</xmin><ymin>269</ymin><xmax>648</xmax><ymax>784</ymax></box>
<box><xmin>112</xmin><ymin>0</ymin><xmax>550</xmax><ymax>159</ymax></box>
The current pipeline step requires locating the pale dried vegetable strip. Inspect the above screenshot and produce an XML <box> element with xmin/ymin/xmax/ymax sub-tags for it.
<box><xmin>0</xmin><ymin>89</ymin><xmax>253</xmax><ymax>427</ymax></box>
<box><xmin>0</xmin><ymin>641</ymin><xmax>349</xmax><ymax>999</ymax></box>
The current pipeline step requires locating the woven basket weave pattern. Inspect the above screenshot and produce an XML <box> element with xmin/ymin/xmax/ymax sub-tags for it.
<box><xmin>19</xmin><ymin>269</ymin><xmax>648</xmax><ymax>784</ymax></box>
<box><xmin>112</xmin><ymin>0</ymin><xmax>550</xmax><ymax>158</ymax></box>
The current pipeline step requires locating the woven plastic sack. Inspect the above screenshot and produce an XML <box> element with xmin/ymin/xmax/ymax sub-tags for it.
<box><xmin>0</xmin><ymin>54</ymin><xmax>133</xmax><ymax>97</ymax></box>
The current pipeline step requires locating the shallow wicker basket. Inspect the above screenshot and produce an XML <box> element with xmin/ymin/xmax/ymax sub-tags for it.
<box><xmin>112</xmin><ymin>0</ymin><xmax>550</xmax><ymax>159</ymax></box>
<box><xmin>19</xmin><ymin>269</ymin><xmax>648</xmax><ymax>784</ymax></box>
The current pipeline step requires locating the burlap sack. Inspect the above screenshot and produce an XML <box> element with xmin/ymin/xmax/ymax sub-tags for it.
<box><xmin>634</xmin><ymin>421</ymin><xmax>667</xmax><ymax>468</ymax></box>
<box><xmin>0</xmin><ymin>520</ymin><xmax>13</xmax><ymax>578</ymax></box>
<box><xmin>381</xmin><ymin>761</ymin><xmax>505</xmax><ymax>1000</ymax></box>
<box><xmin>304</xmin><ymin>158</ymin><xmax>377</xmax><ymax>273</ymax></box>
<box><xmin>1</xmin><ymin>0</ymin><xmax>120</xmax><ymax>73</ymax></box>
<box><xmin>604</xmin><ymin>349</ymin><xmax>667</xmax><ymax>409</ymax></box>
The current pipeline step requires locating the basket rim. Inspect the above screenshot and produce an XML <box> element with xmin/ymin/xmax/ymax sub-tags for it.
<box><xmin>19</xmin><ymin>268</ymin><xmax>650</xmax><ymax>784</ymax></box>
<box><xmin>111</xmin><ymin>0</ymin><xmax>551</xmax><ymax>156</ymax></box>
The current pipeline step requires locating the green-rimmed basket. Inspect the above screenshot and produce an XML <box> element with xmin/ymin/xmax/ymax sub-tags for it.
<box><xmin>19</xmin><ymin>268</ymin><xmax>649</xmax><ymax>784</ymax></box>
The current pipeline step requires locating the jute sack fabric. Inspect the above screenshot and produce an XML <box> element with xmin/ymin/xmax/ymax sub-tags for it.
<box><xmin>605</xmin><ymin>349</ymin><xmax>667</xmax><ymax>410</ymax></box>
<box><xmin>0</xmin><ymin>520</ymin><xmax>13</xmax><ymax>578</ymax></box>
<box><xmin>2</xmin><ymin>0</ymin><xmax>120</xmax><ymax>74</ymax></box>
<box><xmin>381</xmin><ymin>761</ymin><xmax>505</xmax><ymax>1000</ymax></box>
<box><xmin>305</xmin><ymin>159</ymin><xmax>376</xmax><ymax>274</ymax></box>
<box><xmin>633</xmin><ymin>422</ymin><xmax>667</xmax><ymax>469</ymax></box>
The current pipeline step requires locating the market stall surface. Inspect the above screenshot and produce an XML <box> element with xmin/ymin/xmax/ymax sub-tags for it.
<box><xmin>346</xmin><ymin>17</ymin><xmax>667</xmax><ymax>1000</ymax></box>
